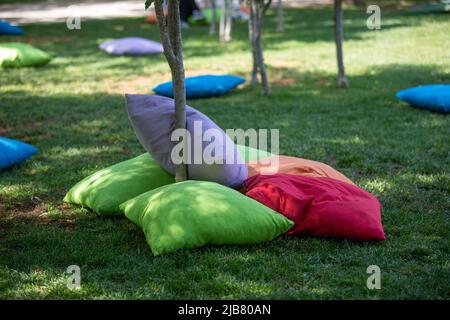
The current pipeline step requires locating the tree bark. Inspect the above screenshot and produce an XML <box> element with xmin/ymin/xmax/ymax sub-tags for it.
<box><xmin>334</xmin><ymin>0</ymin><xmax>348</xmax><ymax>88</ymax></box>
<box><xmin>220</xmin><ymin>0</ymin><xmax>232</xmax><ymax>43</ymax></box>
<box><xmin>277</xmin><ymin>0</ymin><xmax>284</xmax><ymax>32</ymax></box>
<box><xmin>249</xmin><ymin>0</ymin><xmax>270</xmax><ymax>94</ymax></box>
<box><xmin>155</xmin><ymin>0</ymin><xmax>188</xmax><ymax>182</ymax></box>
<box><xmin>209</xmin><ymin>0</ymin><xmax>217</xmax><ymax>35</ymax></box>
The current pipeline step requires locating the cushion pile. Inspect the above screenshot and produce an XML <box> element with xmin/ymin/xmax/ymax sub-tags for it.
<box><xmin>65</xmin><ymin>95</ymin><xmax>386</xmax><ymax>255</ymax></box>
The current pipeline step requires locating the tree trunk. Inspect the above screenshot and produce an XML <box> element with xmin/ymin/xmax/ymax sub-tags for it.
<box><xmin>250</xmin><ymin>0</ymin><xmax>270</xmax><ymax>94</ymax></box>
<box><xmin>248</xmin><ymin>2</ymin><xmax>258</xmax><ymax>85</ymax></box>
<box><xmin>334</xmin><ymin>0</ymin><xmax>348</xmax><ymax>88</ymax></box>
<box><xmin>155</xmin><ymin>0</ymin><xmax>188</xmax><ymax>182</ymax></box>
<box><xmin>277</xmin><ymin>0</ymin><xmax>284</xmax><ymax>32</ymax></box>
<box><xmin>209</xmin><ymin>0</ymin><xmax>217</xmax><ymax>35</ymax></box>
<box><xmin>220</xmin><ymin>0</ymin><xmax>232</xmax><ymax>43</ymax></box>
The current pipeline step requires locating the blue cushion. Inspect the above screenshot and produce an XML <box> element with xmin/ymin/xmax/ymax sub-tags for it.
<box><xmin>0</xmin><ymin>137</ymin><xmax>37</xmax><ymax>170</ymax></box>
<box><xmin>0</xmin><ymin>21</ymin><xmax>24</xmax><ymax>36</ymax></box>
<box><xmin>396</xmin><ymin>84</ymin><xmax>450</xmax><ymax>113</ymax></box>
<box><xmin>153</xmin><ymin>75</ymin><xmax>246</xmax><ymax>99</ymax></box>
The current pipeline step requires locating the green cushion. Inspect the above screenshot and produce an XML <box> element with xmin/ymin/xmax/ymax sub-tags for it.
<box><xmin>120</xmin><ymin>180</ymin><xmax>293</xmax><ymax>256</ymax></box>
<box><xmin>0</xmin><ymin>43</ymin><xmax>51</xmax><ymax>68</ymax></box>
<box><xmin>64</xmin><ymin>153</ymin><xmax>174</xmax><ymax>216</ymax></box>
<box><xmin>236</xmin><ymin>144</ymin><xmax>274</xmax><ymax>162</ymax></box>
<box><xmin>64</xmin><ymin>145</ymin><xmax>271</xmax><ymax>216</ymax></box>
<box><xmin>202</xmin><ymin>7</ymin><xmax>223</xmax><ymax>24</ymax></box>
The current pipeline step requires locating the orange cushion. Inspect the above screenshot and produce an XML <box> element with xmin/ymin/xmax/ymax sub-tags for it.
<box><xmin>146</xmin><ymin>8</ymin><xmax>167</xmax><ymax>24</ymax></box>
<box><xmin>146</xmin><ymin>15</ymin><xmax>158</xmax><ymax>24</ymax></box>
<box><xmin>247</xmin><ymin>155</ymin><xmax>355</xmax><ymax>186</ymax></box>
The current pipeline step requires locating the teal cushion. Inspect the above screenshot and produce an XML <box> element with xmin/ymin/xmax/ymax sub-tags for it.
<box><xmin>0</xmin><ymin>137</ymin><xmax>37</xmax><ymax>170</ymax></box>
<box><xmin>153</xmin><ymin>75</ymin><xmax>245</xmax><ymax>99</ymax></box>
<box><xmin>396</xmin><ymin>84</ymin><xmax>450</xmax><ymax>113</ymax></box>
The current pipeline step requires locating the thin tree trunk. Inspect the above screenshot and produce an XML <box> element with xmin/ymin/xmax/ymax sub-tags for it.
<box><xmin>219</xmin><ymin>0</ymin><xmax>226</xmax><ymax>41</ymax></box>
<box><xmin>277</xmin><ymin>0</ymin><xmax>284</xmax><ymax>32</ymax></box>
<box><xmin>209</xmin><ymin>0</ymin><xmax>217</xmax><ymax>35</ymax></box>
<box><xmin>334</xmin><ymin>0</ymin><xmax>348</xmax><ymax>88</ymax></box>
<box><xmin>155</xmin><ymin>0</ymin><xmax>188</xmax><ymax>182</ymax></box>
<box><xmin>256</xmin><ymin>1</ymin><xmax>270</xmax><ymax>94</ymax></box>
<box><xmin>250</xmin><ymin>0</ymin><xmax>270</xmax><ymax>95</ymax></box>
<box><xmin>249</xmin><ymin>3</ymin><xmax>258</xmax><ymax>84</ymax></box>
<box><xmin>224</xmin><ymin>2</ymin><xmax>232</xmax><ymax>42</ymax></box>
<box><xmin>220</xmin><ymin>0</ymin><xmax>232</xmax><ymax>43</ymax></box>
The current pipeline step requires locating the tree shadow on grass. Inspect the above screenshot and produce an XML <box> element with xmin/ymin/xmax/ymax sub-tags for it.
<box><xmin>0</xmin><ymin>62</ymin><xmax>449</xmax><ymax>298</ymax></box>
<box><xmin>0</xmin><ymin>210</ymin><xmax>383</xmax><ymax>299</ymax></box>
<box><xmin>0</xmin><ymin>63</ymin><xmax>449</xmax><ymax>204</ymax></box>
<box><xmin>1</xmin><ymin>212</ymin><xmax>447</xmax><ymax>299</ymax></box>
<box><xmin>3</xmin><ymin>6</ymin><xmax>429</xmax><ymax>62</ymax></box>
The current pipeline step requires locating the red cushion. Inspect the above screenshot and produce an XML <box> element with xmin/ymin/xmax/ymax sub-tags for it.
<box><xmin>243</xmin><ymin>174</ymin><xmax>385</xmax><ymax>241</ymax></box>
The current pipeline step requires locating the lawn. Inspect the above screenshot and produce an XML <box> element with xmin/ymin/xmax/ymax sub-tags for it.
<box><xmin>0</xmin><ymin>5</ymin><xmax>449</xmax><ymax>299</ymax></box>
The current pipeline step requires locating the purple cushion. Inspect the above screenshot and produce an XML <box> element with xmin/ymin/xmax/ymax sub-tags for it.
<box><xmin>99</xmin><ymin>37</ymin><xmax>163</xmax><ymax>56</ymax></box>
<box><xmin>125</xmin><ymin>94</ymin><xmax>248</xmax><ymax>188</ymax></box>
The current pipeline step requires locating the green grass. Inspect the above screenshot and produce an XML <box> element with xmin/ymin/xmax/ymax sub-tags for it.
<box><xmin>1</xmin><ymin>6</ymin><xmax>449</xmax><ymax>299</ymax></box>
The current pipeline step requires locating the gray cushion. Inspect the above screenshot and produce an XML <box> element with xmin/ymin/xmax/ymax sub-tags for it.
<box><xmin>125</xmin><ymin>94</ymin><xmax>248</xmax><ymax>188</ymax></box>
